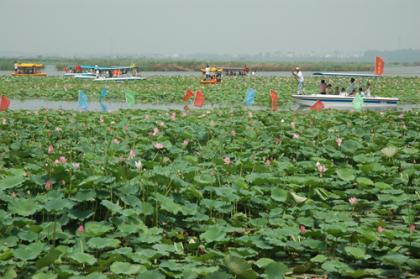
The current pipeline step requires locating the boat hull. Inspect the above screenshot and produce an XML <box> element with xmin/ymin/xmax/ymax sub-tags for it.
<box><xmin>292</xmin><ymin>94</ymin><xmax>399</xmax><ymax>109</ymax></box>
<box><xmin>94</xmin><ymin>76</ymin><xmax>146</xmax><ymax>81</ymax></box>
<box><xmin>11</xmin><ymin>73</ymin><xmax>47</xmax><ymax>77</ymax></box>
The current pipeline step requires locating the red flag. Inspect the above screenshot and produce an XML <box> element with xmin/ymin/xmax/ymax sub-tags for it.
<box><xmin>194</xmin><ymin>90</ymin><xmax>204</xmax><ymax>107</ymax></box>
<box><xmin>0</xmin><ymin>96</ymin><xmax>10</xmax><ymax>112</ymax></box>
<box><xmin>270</xmin><ymin>90</ymin><xmax>278</xmax><ymax>111</ymax></box>
<box><xmin>310</xmin><ymin>100</ymin><xmax>325</xmax><ymax>111</ymax></box>
<box><xmin>183</xmin><ymin>89</ymin><xmax>194</xmax><ymax>102</ymax></box>
<box><xmin>375</xmin><ymin>56</ymin><xmax>384</xmax><ymax>76</ymax></box>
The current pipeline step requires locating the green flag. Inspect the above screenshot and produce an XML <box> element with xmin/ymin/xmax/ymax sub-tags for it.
<box><xmin>124</xmin><ymin>90</ymin><xmax>136</xmax><ymax>107</ymax></box>
<box><xmin>352</xmin><ymin>94</ymin><xmax>363</xmax><ymax>112</ymax></box>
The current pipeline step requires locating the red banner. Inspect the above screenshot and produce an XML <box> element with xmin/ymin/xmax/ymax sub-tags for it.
<box><xmin>270</xmin><ymin>90</ymin><xmax>278</xmax><ymax>111</ymax></box>
<box><xmin>310</xmin><ymin>100</ymin><xmax>325</xmax><ymax>111</ymax></box>
<box><xmin>0</xmin><ymin>96</ymin><xmax>10</xmax><ymax>112</ymax></box>
<box><xmin>375</xmin><ymin>56</ymin><xmax>384</xmax><ymax>76</ymax></box>
<box><xmin>194</xmin><ymin>90</ymin><xmax>204</xmax><ymax>107</ymax></box>
<box><xmin>183</xmin><ymin>89</ymin><xmax>194</xmax><ymax>102</ymax></box>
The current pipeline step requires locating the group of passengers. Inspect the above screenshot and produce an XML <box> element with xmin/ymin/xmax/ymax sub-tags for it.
<box><xmin>319</xmin><ymin>78</ymin><xmax>371</xmax><ymax>97</ymax></box>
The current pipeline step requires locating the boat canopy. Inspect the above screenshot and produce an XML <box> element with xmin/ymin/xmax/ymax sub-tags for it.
<box><xmin>313</xmin><ymin>72</ymin><xmax>382</xmax><ymax>78</ymax></box>
<box><xmin>16</xmin><ymin>63</ymin><xmax>44</xmax><ymax>68</ymax></box>
<box><xmin>313</xmin><ymin>56</ymin><xmax>384</xmax><ymax>78</ymax></box>
<box><xmin>80</xmin><ymin>65</ymin><xmax>137</xmax><ymax>71</ymax></box>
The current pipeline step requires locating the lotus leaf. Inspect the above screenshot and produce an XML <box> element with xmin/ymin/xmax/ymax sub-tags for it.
<box><xmin>110</xmin><ymin>261</ymin><xmax>143</xmax><ymax>275</ymax></box>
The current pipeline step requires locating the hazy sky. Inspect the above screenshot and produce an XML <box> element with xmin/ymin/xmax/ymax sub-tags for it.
<box><xmin>1</xmin><ymin>0</ymin><xmax>419</xmax><ymax>56</ymax></box>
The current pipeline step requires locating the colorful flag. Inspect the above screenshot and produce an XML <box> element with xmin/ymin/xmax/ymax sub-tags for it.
<box><xmin>352</xmin><ymin>94</ymin><xmax>364</xmax><ymax>112</ymax></box>
<box><xmin>0</xmin><ymin>96</ymin><xmax>11</xmax><ymax>112</ymax></box>
<box><xmin>311</xmin><ymin>100</ymin><xmax>325</xmax><ymax>111</ymax></box>
<box><xmin>99</xmin><ymin>87</ymin><xmax>108</xmax><ymax>112</ymax></box>
<box><xmin>183</xmin><ymin>89</ymin><xmax>194</xmax><ymax>102</ymax></box>
<box><xmin>78</xmin><ymin>90</ymin><xmax>89</xmax><ymax>111</ymax></box>
<box><xmin>194</xmin><ymin>90</ymin><xmax>204</xmax><ymax>107</ymax></box>
<box><xmin>375</xmin><ymin>56</ymin><xmax>384</xmax><ymax>76</ymax></box>
<box><xmin>270</xmin><ymin>90</ymin><xmax>278</xmax><ymax>111</ymax></box>
<box><xmin>244</xmin><ymin>88</ymin><xmax>256</xmax><ymax>106</ymax></box>
<box><xmin>124</xmin><ymin>90</ymin><xmax>136</xmax><ymax>107</ymax></box>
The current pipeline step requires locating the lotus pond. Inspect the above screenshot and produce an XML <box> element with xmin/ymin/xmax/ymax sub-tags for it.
<box><xmin>0</xmin><ymin>108</ymin><xmax>419</xmax><ymax>278</ymax></box>
<box><xmin>0</xmin><ymin>76</ymin><xmax>419</xmax><ymax>105</ymax></box>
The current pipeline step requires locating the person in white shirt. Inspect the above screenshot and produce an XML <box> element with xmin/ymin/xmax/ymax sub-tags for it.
<box><xmin>205</xmin><ymin>65</ymin><xmax>210</xmax><ymax>80</ymax></box>
<box><xmin>365</xmin><ymin>82</ymin><xmax>371</xmax><ymax>97</ymax></box>
<box><xmin>292</xmin><ymin>67</ymin><xmax>304</xmax><ymax>95</ymax></box>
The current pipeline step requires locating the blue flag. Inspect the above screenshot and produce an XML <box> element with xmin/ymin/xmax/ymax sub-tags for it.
<box><xmin>244</xmin><ymin>88</ymin><xmax>256</xmax><ymax>106</ymax></box>
<box><xmin>99</xmin><ymin>87</ymin><xmax>108</xmax><ymax>112</ymax></box>
<box><xmin>78</xmin><ymin>90</ymin><xmax>89</xmax><ymax>111</ymax></box>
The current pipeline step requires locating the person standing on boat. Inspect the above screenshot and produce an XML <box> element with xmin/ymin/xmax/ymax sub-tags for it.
<box><xmin>292</xmin><ymin>67</ymin><xmax>304</xmax><ymax>95</ymax></box>
<box><xmin>95</xmin><ymin>65</ymin><xmax>100</xmax><ymax>78</ymax></box>
<box><xmin>319</xmin><ymin>80</ymin><xmax>327</xmax><ymax>94</ymax></box>
<box><xmin>14</xmin><ymin>62</ymin><xmax>18</xmax><ymax>73</ymax></box>
<box><xmin>365</xmin><ymin>82</ymin><xmax>372</xmax><ymax>97</ymax></box>
<box><xmin>205</xmin><ymin>65</ymin><xmax>210</xmax><ymax>80</ymax></box>
<box><xmin>347</xmin><ymin>78</ymin><xmax>356</xmax><ymax>95</ymax></box>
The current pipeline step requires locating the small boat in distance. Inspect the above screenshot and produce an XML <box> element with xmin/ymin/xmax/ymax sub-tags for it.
<box><xmin>292</xmin><ymin>57</ymin><xmax>399</xmax><ymax>109</ymax></box>
<box><xmin>73</xmin><ymin>65</ymin><xmax>145</xmax><ymax>81</ymax></box>
<box><xmin>200</xmin><ymin>66</ymin><xmax>222</xmax><ymax>84</ymax></box>
<box><xmin>11</xmin><ymin>63</ymin><xmax>47</xmax><ymax>77</ymax></box>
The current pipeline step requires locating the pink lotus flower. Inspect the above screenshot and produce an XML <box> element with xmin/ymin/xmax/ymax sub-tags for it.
<box><xmin>223</xmin><ymin>156</ymin><xmax>231</xmax><ymax>165</ymax></box>
<box><xmin>124</xmin><ymin>125</ymin><xmax>129</xmax><ymax>133</ymax></box>
<box><xmin>128</xmin><ymin>149</ymin><xmax>136</xmax><ymax>159</ymax></box>
<box><xmin>77</xmin><ymin>224</ymin><xmax>85</xmax><ymax>233</ymax></box>
<box><xmin>48</xmin><ymin>144</ymin><xmax>54</xmax><ymax>154</ymax></box>
<box><xmin>154</xmin><ymin>143</ymin><xmax>164</xmax><ymax>150</ymax></box>
<box><xmin>183</xmin><ymin>140</ymin><xmax>189</xmax><ymax>146</ymax></box>
<box><xmin>59</xmin><ymin>156</ymin><xmax>67</xmax><ymax>164</ymax></box>
<box><xmin>171</xmin><ymin>112</ymin><xmax>176</xmax><ymax>121</ymax></box>
<box><xmin>299</xmin><ymin>225</ymin><xmax>306</xmax><ymax>234</ymax></box>
<box><xmin>409</xmin><ymin>224</ymin><xmax>416</xmax><ymax>233</ymax></box>
<box><xmin>316</xmin><ymin>161</ymin><xmax>327</xmax><ymax>177</ymax></box>
<box><xmin>377</xmin><ymin>226</ymin><xmax>384</xmax><ymax>233</ymax></box>
<box><xmin>349</xmin><ymin>197</ymin><xmax>358</xmax><ymax>206</ymax></box>
<box><xmin>45</xmin><ymin>180</ymin><xmax>53</xmax><ymax>191</ymax></box>
<box><xmin>72</xmin><ymin>162</ymin><xmax>80</xmax><ymax>169</ymax></box>
<box><xmin>152</xmin><ymin>127</ymin><xmax>160</xmax><ymax>136</ymax></box>
<box><xmin>11</xmin><ymin>192</ymin><xmax>17</xmax><ymax>198</ymax></box>
<box><xmin>336</xmin><ymin>137</ymin><xmax>343</xmax><ymax>147</ymax></box>
<box><xmin>292</xmin><ymin>133</ymin><xmax>300</xmax><ymax>139</ymax></box>
<box><xmin>264</xmin><ymin>159</ymin><xmax>271</xmax><ymax>166</ymax></box>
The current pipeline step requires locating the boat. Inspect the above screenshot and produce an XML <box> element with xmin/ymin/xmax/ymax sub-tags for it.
<box><xmin>292</xmin><ymin>94</ymin><xmax>399</xmax><ymax>109</ymax></box>
<box><xmin>200</xmin><ymin>66</ymin><xmax>222</xmax><ymax>84</ymax></box>
<box><xmin>221</xmin><ymin>65</ymin><xmax>250</xmax><ymax>76</ymax></box>
<box><xmin>11</xmin><ymin>63</ymin><xmax>47</xmax><ymax>77</ymax></box>
<box><xmin>292</xmin><ymin>56</ymin><xmax>399</xmax><ymax>109</ymax></box>
<box><xmin>63</xmin><ymin>65</ymin><xmax>95</xmax><ymax>77</ymax></box>
<box><xmin>73</xmin><ymin>65</ymin><xmax>145</xmax><ymax>81</ymax></box>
